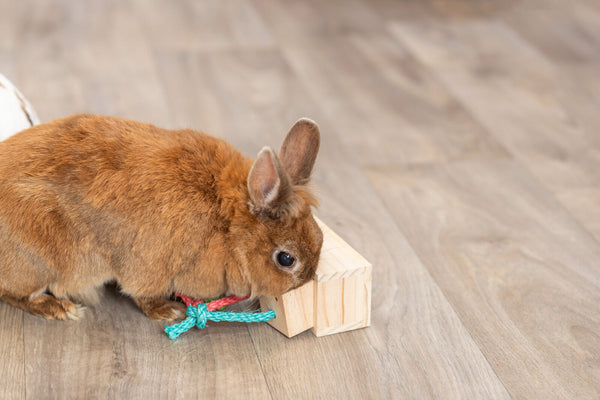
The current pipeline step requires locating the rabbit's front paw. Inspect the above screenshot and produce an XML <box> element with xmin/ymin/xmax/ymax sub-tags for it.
<box><xmin>136</xmin><ymin>297</ymin><xmax>186</xmax><ymax>321</ymax></box>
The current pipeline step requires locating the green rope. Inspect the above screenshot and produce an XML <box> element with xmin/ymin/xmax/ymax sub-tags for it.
<box><xmin>165</xmin><ymin>303</ymin><xmax>276</xmax><ymax>340</ymax></box>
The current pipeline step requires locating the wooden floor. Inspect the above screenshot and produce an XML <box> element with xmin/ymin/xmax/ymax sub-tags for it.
<box><xmin>1</xmin><ymin>0</ymin><xmax>599</xmax><ymax>398</ymax></box>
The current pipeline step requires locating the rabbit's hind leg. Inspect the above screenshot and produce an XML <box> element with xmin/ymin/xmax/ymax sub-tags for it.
<box><xmin>0</xmin><ymin>289</ymin><xmax>83</xmax><ymax>320</ymax></box>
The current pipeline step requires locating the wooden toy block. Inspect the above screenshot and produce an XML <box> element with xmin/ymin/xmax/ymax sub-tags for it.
<box><xmin>260</xmin><ymin>218</ymin><xmax>372</xmax><ymax>337</ymax></box>
<box><xmin>259</xmin><ymin>279</ymin><xmax>314</xmax><ymax>337</ymax></box>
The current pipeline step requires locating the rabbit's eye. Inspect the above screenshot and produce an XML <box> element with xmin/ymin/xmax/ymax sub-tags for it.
<box><xmin>275</xmin><ymin>251</ymin><xmax>296</xmax><ymax>268</ymax></box>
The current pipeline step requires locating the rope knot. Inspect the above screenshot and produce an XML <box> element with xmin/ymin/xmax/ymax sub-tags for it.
<box><xmin>164</xmin><ymin>294</ymin><xmax>275</xmax><ymax>340</ymax></box>
<box><xmin>191</xmin><ymin>303</ymin><xmax>208</xmax><ymax>329</ymax></box>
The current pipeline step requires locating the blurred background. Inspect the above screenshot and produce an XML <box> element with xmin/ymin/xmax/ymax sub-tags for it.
<box><xmin>1</xmin><ymin>0</ymin><xmax>599</xmax><ymax>399</ymax></box>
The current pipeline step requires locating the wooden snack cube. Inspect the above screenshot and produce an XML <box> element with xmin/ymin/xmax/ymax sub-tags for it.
<box><xmin>259</xmin><ymin>279</ymin><xmax>314</xmax><ymax>338</ymax></box>
<box><xmin>260</xmin><ymin>218</ymin><xmax>372</xmax><ymax>337</ymax></box>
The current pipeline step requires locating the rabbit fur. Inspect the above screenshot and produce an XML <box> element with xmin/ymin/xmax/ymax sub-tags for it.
<box><xmin>0</xmin><ymin>114</ymin><xmax>323</xmax><ymax>321</ymax></box>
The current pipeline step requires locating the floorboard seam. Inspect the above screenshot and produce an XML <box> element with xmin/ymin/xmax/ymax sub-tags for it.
<box><xmin>362</xmin><ymin>165</ymin><xmax>515</xmax><ymax>399</ymax></box>
<box><xmin>247</xmin><ymin>327</ymin><xmax>275</xmax><ymax>400</ymax></box>
<box><xmin>22</xmin><ymin>311</ymin><xmax>26</xmax><ymax>400</ymax></box>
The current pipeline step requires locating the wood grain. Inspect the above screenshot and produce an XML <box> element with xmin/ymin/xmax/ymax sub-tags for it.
<box><xmin>311</xmin><ymin>219</ymin><xmax>372</xmax><ymax>337</ymax></box>
<box><xmin>13</xmin><ymin>0</ymin><xmax>171</xmax><ymax>126</ymax></box>
<box><xmin>0</xmin><ymin>305</ymin><xmax>24</xmax><ymax>400</ymax></box>
<box><xmin>134</xmin><ymin>0</ymin><xmax>275</xmax><ymax>52</ymax></box>
<box><xmin>367</xmin><ymin>160</ymin><xmax>600</xmax><ymax>399</ymax></box>
<box><xmin>22</xmin><ymin>286</ymin><xmax>271</xmax><ymax>399</ymax></box>
<box><xmin>0</xmin><ymin>2</ymin><xmax>17</xmax><ymax>51</ymax></box>
<box><xmin>253</xmin><ymin>0</ymin><xmax>508</xmax><ymax>166</ymax></box>
<box><xmin>390</xmin><ymin>18</ymin><xmax>600</xmax><ymax>244</ymax></box>
<box><xmin>260</xmin><ymin>280</ymin><xmax>314</xmax><ymax>338</ymax></box>
<box><xmin>502</xmin><ymin>0</ymin><xmax>600</xmax><ymax>65</ymax></box>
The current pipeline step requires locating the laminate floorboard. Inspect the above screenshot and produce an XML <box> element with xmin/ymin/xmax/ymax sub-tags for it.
<box><xmin>501</xmin><ymin>0</ymin><xmax>600</xmax><ymax>65</ymax></box>
<box><xmin>12</xmin><ymin>0</ymin><xmax>171</xmax><ymax>125</ymax></box>
<box><xmin>367</xmin><ymin>160</ymin><xmax>600</xmax><ymax>399</ymax></box>
<box><xmin>0</xmin><ymin>304</ymin><xmax>24</xmax><ymax>400</ymax></box>
<box><xmin>253</xmin><ymin>0</ymin><xmax>509</xmax><ymax>165</ymax></box>
<box><xmin>390</xmin><ymin>18</ymin><xmax>600</xmax><ymax>244</ymax></box>
<box><xmin>133</xmin><ymin>0</ymin><xmax>275</xmax><ymax>52</ymax></box>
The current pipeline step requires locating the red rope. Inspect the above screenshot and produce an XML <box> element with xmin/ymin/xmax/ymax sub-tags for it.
<box><xmin>175</xmin><ymin>292</ymin><xmax>250</xmax><ymax>311</ymax></box>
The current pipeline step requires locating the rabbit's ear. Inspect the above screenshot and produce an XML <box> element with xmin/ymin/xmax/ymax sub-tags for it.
<box><xmin>248</xmin><ymin>147</ymin><xmax>290</xmax><ymax>212</ymax></box>
<box><xmin>279</xmin><ymin>118</ymin><xmax>320</xmax><ymax>185</ymax></box>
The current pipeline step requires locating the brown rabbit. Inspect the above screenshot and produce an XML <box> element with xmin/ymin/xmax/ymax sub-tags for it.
<box><xmin>0</xmin><ymin>114</ymin><xmax>323</xmax><ymax>321</ymax></box>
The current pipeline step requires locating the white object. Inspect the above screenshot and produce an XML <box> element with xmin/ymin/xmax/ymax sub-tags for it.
<box><xmin>0</xmin><ymin>73</ymin><xmax>40</xmax><ymax>141</ymax></box>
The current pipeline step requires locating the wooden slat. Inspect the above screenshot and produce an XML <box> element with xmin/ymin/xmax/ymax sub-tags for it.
<box><xmin>252</xmin><ymin>0</ymin><xmax>508</xmax><ymax>166</ymax></box>
<box><xmin>133</xmin><ymin>0</ymin><xmax>275</xmax><ymax>52</ymax></box>
<box><xmin>502</xmin><ymin>0</ymin><xmax>600</xmax><ymax>65</ymax></box>
<box><xmin>367</xmin><ymin>160</ymin><xmax>600</xmax><ymax>399</ymax></box>
<box><xmin>0</xmin><ymin>1</ymin><xmax>18</xmax><ymax>51</ymax></box>
<box><xmin>0</xmin><ymin>305</ymin><xmax>24</xmax><ymax>400</ymax></box>
<box><xmin>314</xmin><ymin>218</ymin><xmax>371</xmax><ymax>282</ymax></box>
<box><xmin>260</xmin><ymin>281</ymin><xmax>314</xmax><ymax>338</ymax></box>
<box><xmin>390</xmin><ymin>17</ymin><xmax>600</xmax><ymax>244</ymax></box>
<box><xmin>13</xmin><ymin>0</ymin><xmax>171</xmax><ymax>126</ymax></box>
